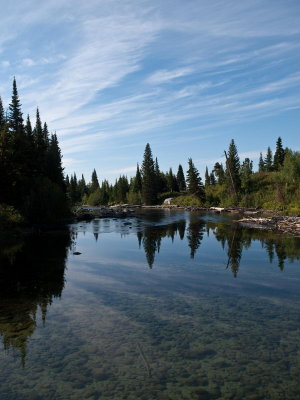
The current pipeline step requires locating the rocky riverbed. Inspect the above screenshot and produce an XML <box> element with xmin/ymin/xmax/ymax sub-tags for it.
<box><xmin>237</xmin><ymin>216</ymin><xmax>300</xmax><ymax>235</ymax></box>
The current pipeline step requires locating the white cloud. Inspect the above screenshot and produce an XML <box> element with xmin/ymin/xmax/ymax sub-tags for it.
<box><xmin>22</xmin><ymin>58</ymin><xmax>36</xmax><ymax>67</ymax></box>
<box><xmin>146</xmin><ymin>67</ymin><xmax>194</xmax><ymax>85</ymax></box>
<box><xmin>1</xmin><ymin>60</ymin><xmax>10</xmax><ymax>67</ymax></box>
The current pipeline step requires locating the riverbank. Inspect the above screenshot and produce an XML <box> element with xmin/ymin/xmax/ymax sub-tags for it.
<box><xmin>237</xmin><ymin>216</ymin><xmax>300</xmax><ymax>235</ymax></box>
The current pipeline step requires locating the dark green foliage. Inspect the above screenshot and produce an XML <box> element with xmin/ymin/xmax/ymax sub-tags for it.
<box><xmin>0</xmin><ymin>96</ymin><xmax>5</xmax><ymax>128</ymax></box>
<box><xmin>210</xmin><ymin>172</ymin><xmax>216</xmax><ymax>185</ymax></box>
<box><xmin>133</xmin><ymin>163</ymin><xmax>142</xmax><ymax>193</ymax></box>
<box><xmin>264</xmin><ymin>147</ymin><xmax>273</xmax><ymax>172</ymax></box>
<box><xmin>8</xmin><ymin>78</ymin><xmax>23</xmax><ymax>135</ymax></box>
<box><xmin>258</xmin><ymin>152</ymin><xmax>265</xmax><ymax>172</ymax></box>
<box><xmin>0</xmin><ymin>78</ymin><xmax>70</xmax><ymax>225</ymax></box>
<box><xmin>205</xmin><ymin>166</ymin><xmax>211</xmax><ymax>186</ymax></box>
<box><xmin>141</xmin><ymin>143</ymin><xmax>157</xmax><ymax>205</ymax></box>
<box><xmin>186</xmin><ymin>158</ymin><xmax>205</xmax><ymax>200</ymax></box>
<box><xmin>166</xmin><ymin>168</ymin><xmax>179</xmax><ymax>192</ymax></box>
<box><xmin>176</xmin><ymin>164</ymin><xmax>186</xmax><ymax>191</ymax></box>
<box><xmin>90</xmin><ymin>169</ymin><xmax>100</xmax><ymax>193</ymax></box>
<box><xmin>240</xmin><ymin>158</ymin><xmax>253</xmax><ymax>194</ymax></box>
<box><xmin>225</xmin><ymin>139</ymin><xmax>240</xmax><ymax>194</ymax></box>
<box><xmin>23</xmin><ymin>177</ymin><xmax>69</xmax><ymax>224</ymax></box>
<box><xmin>273</xmin><ymin>137</ymin><xmax>285</xmax><ymax>170</ymax></box>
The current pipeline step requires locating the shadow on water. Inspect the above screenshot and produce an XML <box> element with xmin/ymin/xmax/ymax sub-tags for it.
<box><xmin>0</xmin><ymin>230</ymin><xmax>72</xmax><ymax>365</ymax></box>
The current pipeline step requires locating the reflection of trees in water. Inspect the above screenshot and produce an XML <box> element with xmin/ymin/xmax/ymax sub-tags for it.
<box><xmin>187</xmin><ymin>219</ymin><xmax>205</xmax><ymax>259</ymax></box>
<box><xmin>138</xmin><ymin>220</ymin><xmax>186</xmax><ymax>268</ymax></box>
<box><xmin>211</xmin><ymin>222</ymin><xmax>300</xmax><ymax>276</ymax></box>
<box><xmin>0</xmin><ymin>231</ymin><xmax>72</xmax><ymax>364</ymax></box>
<box><xmin>138</xmin><ymin>216</ymin><xmax>300</xmax><ymax>273</ymax></box>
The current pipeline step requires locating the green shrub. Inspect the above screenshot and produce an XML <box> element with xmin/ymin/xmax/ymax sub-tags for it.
<box><xmin>173</xmin><ymin>194</ymin><xmax>203</xmax><ymax>206</ymax></box>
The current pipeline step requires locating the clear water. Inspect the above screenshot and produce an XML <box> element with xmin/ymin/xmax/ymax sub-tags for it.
<box><xmin>0</xmin><ymin>209</ymin><xmax>300</xmax><ymax>400</ymax></box>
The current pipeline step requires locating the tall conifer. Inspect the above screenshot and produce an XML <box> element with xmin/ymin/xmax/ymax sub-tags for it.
<box><xmin>141</xmin><ymin>143</ymin><xmax>156</xmax><ymax>205</ymax></box>
<box><xmin>176</xmin><ymin>164</ymin><xmax>186</xmax><ymax>191</ymax></box>
<box><xmin>273</xmin><ymin>137</ymin><xmax>285</xmax><ymax>170</ymax></box>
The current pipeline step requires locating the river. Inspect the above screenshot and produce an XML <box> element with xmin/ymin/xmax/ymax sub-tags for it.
<box><xmin>0</xmin><ymin>209</ymin><xmax>299</xmax><ymax>400</ymax></box>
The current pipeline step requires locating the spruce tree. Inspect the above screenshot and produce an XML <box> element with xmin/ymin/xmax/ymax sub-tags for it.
<box><xmin>225</xmin><ymin>139</ymin><xmax>241</xmax><ymax>194</ymax></box>
<box><xmin>273</xmin><ymin>137</ymin><xmax>285</xmax><ymax>170</ymax></box>
<box><xmin>240</xmin><ymin>158</ymin><xmax>253</xmax><ymax>194</ymax></box>
<box><xmin>210</xmin><ymin>172</ymin><xmax>216</xmax><ymax>185</ymax></box>
<box><xmin>8</xmin><ymin>77</ymin><xmax>23</xmax><ymax>134</ymax></box>
<box><xmin>176</xmin><ymin>164</ymin><xmax>186</xmax><ymax>191</ymax></box>
<box><xmin>141</xmin><ymin>143</ymin><xmax>157</xmax><ymax>205</ymax></box>
<box><xmin>0</xmin><ymin>96</ymin><xmax>5</xmax><ymax>128</ymax></box>
<box><xmin>133</xmin><ymin>163</ymin><xmax>142</xmax><ymax>193</ymax></box>
<box><xmin>90</xmin><ymin>169</ymin><xmax>99</xmax><ymax>192</ymax></box>
<box><xmin>186</xmin><ymin>158</ymin><xmax>205</xmax><ymax>199</ymax></box>
<box><xmin>205</xmin><ymin>166</ymin><xmax>211</xmax><ymax>186</ymax></box>
<box><xmin>264</xmin><ymin>147</ymin><xmax>273</xmax><ymax>172</ymax></box>
<box><xmin>258</xmin><ymin>152</ymin><xmax>265</xmax><ymax>172</ymax></box>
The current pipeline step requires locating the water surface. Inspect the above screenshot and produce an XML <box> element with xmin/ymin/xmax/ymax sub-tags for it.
<box><xmin>0</xmin><ymin>210</ymin><xmax>300</xmax><ymax>400</ymax></box>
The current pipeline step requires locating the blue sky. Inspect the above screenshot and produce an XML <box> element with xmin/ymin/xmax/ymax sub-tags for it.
<box><xmin>0</xmin><ymin>0</ymin><xmax>299</xmax><ymax>183</ymax></box>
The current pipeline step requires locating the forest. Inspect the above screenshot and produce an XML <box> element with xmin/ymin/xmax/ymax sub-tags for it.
<box><xmin>0</xmin><ymin>79</ymin><xmax>69</xmax><ymax>234</ymax></box>
<box><xmin>67</xmin><ymin>140</ymin><xmax>300</xmax><ymax>214</ymax></box>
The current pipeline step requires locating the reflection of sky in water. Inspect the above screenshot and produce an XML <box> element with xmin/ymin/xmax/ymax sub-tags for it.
<box><xmin>0</xmin><ymin>210</ymin><xmax>300</xmax><ymax>400</ymax></box>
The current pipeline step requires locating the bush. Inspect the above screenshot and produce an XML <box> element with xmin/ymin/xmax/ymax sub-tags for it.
<box><xmin>172</xmin><ymin>194</ymin><xmax>203</xmax><ymax>206</ymax></box>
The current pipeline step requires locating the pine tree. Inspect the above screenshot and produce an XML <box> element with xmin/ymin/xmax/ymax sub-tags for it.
<box><xmin>210</xmin><ymin>172</ymin><xmax>216</xmax><ymax>185</ymax></box>
<box><xmin>258</xmin><ymin>152</ymin><xmax>265</xmax><ymax>172</ymax></box>
<box><xmin>205</xmin><ymin>166</ymin><xmax>211</xmax><ymax>186</ymax></box>
<box><xmin>264</xmin><ymin>147</ymin><xmax>273</xmax><ymax>172</ymax></box>
<box><xmin>46</xmin><ymin>133</ymin><xmax>65</xmax><ymax>188</ymax></box>
<box><xmin>166</xmin><ymin>168</ymin><xmax>178</xmax><ymax>192</ymax></box>
<box><xmin>225</xmin><ymin>139</ymin><xmax>241</xmax><ymax>194</ymax></box>
<box><xmin>240</xmin><ymin>158</ymin><xmax>253</xmax><ymax>194</ymax></box>
<box><xmin>90</xmin><ymin>169</ymin><xmax>99</xmax><ymax>192</ymax></box>
<box><xmin>186</xmin><ymin>158</ymin><xmax>205</xmax><ymax>199</ymax></box>
<box><xmin>273</xmin><ymin>137</ymin><xmax>285</xmax><ymax>170</ymax></box>
<box><xmin>176</xmin><ymin>164</ymin><xmax>186</xmax><ymax>191</ymax></box>
<box><xmin>8</xmin><ymin>77</ymin><xmax>23</xmax><ymax>134</ymax></box>
<box><xmin>133</xmin><ymin>163</ymin><xmax>142</xmax><ymax>193</ymax></box>
<box><xmin>141</xmin><ymin>143</ymin><xmax>157</xmax><ymax>205</ymax></box>
<box><xmin>0</xmin><ymin>96</ymin><xmax>5</xmax><ymax>128</ymax></box>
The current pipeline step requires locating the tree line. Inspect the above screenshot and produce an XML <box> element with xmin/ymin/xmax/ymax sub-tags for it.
<box><xmin>67</xmin><ymin>138</ymin><xmax>300</xmax><ymax>213</ymax></box>
<box><xmin>0</xmin><ymin>79</ymin><xmax>69</xmax><ymax>226</ymax></box>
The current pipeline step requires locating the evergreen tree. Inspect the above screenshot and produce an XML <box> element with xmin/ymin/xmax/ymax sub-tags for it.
<box><xmin>264</xmin><ymin>147</ymin><xmax>273</xmax><ymax>172</ymax></box>
<box><xmin>78</xmin><ymin>174</ymin><xmax>88</xmax><ymax>200</ymax></box>
<box><xmin>8</xmin><ymin>77</ymin><xmax>23</xmax><ymax>135</ymax></box>
<box><xmin>90</xmin><ymin>169</ymin><xmax>99</xmax><ymax>192</ymax></box>
<box><xmin>273</xmin><ymin>137</ymin><xmax>285</xmax><ymax>170</ymax></box>
<box><xmin>0</xmin><ymin>96</ymin><xmax>5</xmax><ymax>128</ymax></box>
<box><xmin>186</xmin><ymin>158</ymin><xmax>205</xmax><ymax>199</ymax></box>
<box><xmin>205</xmin><ymin>166</ymin><xmax>211</xmax><ymax>186</ymax></box>
<box><xmin>141</xmin><ymin>143</ymin><xmax>157</xmax><ymax>205</ymax></box>
<box><xmin>176</xmin><ymin>164</ymin><xmax>186</xmax><ymax>191</ymax></box>
<box><xmin>46</xmin><ymin>133</ymin><xmax>65</xmax><ymax>188</ymax></box>
<box><xmin>166</xmin><ymin>168</ymin><xmax>178</xmax><ymax>192</ymax></box>
<box><xmin>225</xmin><ymin>139</ymin><xmax>241</xmax><ymax>194</ymax></box>
<box><xmin>240</xmin><ymin>158</ymin><xmax>253</xmax><ymax>194</ymax></box>
<box><xmin>33</xmin><ymin>108</ymin><xmax>47</xmax><ymax>173</ymax></box>
<box><xmin>133</xmin><ymin>163</ymin><xmax>142</xmax><ymax>193</ymax></box>
<box><xmin>210</xmin><ymin>172</ymin><xmax>216</xmax><ymax>185</ymax></box>
<box><xmin>258</xmin><ymin>152</ymin><xmax>265</xmax><ymax>172</ymax></box>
